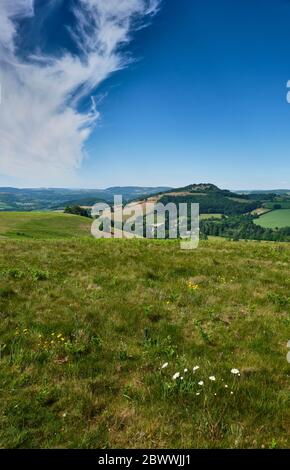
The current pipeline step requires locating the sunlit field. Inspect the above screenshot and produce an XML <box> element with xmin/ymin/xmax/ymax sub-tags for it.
<box><xmin>254</xmin><ymin>209</ymin><xmax>290</xmax><ymax>229</ymax></box>
<box><xmin>0</xmin><ymin>235</ymin><xmax>289</xmax><ymax>448</ymax></box>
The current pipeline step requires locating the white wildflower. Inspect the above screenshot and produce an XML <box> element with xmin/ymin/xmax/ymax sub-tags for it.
<box><xmin>198</xmin><ymin>381</ymin><xmax>204</xmax><ymax>386</ymax></box>
<box><xmin>196</xmin><ymin>392</ymin><xmax>200</xmax><ymax>396</ymax></box>
<box><xmin>224</xmin><ymin>384</ymin><xmax>228</xmax><ymax>388</ymax></box>
<box><xmin>209</xmin><ymin>376</ymin><xmax>216</xmax><ymax>381</ymax></box>
<box><xmin>231</xmin><ymin>368</ymin><xmax>240</xmax><ymax>375</ymax></box>
<box><xmin>193</xmin><ymin>366</ymin><xmax>200</xmax><ymax>372</ymax></box>
<box><xmin>172</xmin><ymin>372</ymin><xmax>180</xmax><ymax>380</ymax></box>
<box><xmin>184</xmin><ymin>368</ymin><xmax>188</xmax><ymax>373</ymax></box>
<box><xmin>161</xmin><ymin>362</ymin><xmax>169</xmax><ymax>369</ymax></box>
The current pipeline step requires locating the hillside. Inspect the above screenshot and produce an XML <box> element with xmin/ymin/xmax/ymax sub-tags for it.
<box><xmin>149</xmin><ymin>183</ymin><xmax>259</xmax><ymax>216</ymax></box>
<box><xmin>0</xmin><ymin>237</ymin><xmax>289</xmax><ymax>448</ymax></box>
<box><xmin>0</xmin><ymin>212</ymin><xmax>91</xmax><ymax>239</ymax></box>
<box><xmin>135</xmin><ymin>183</ymin><xmax>290</xmax><ymax>242</ymax></box>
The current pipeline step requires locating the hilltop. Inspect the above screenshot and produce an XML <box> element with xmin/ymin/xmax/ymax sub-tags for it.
<box><xmin>137</xmin><ymin>183</ymin><xmax>259</xmax><ymax>216</ymax></box>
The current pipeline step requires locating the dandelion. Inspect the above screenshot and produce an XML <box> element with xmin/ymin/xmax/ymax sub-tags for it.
<box><xmin>193</xmin><ymin>366</ymin><xmax>199</xmax><ymax>372</ymax></box>
<box><xmin>231</xmin><ymin>368</ymin><xmax>240</xmax><ymax>375</ymax></box>
<box><xmin>172</xmin><ymin>372</ymin><xmax>180</xmax><ymax>380</ymax></box>
<box><xmin>188</xmin><ymin>282</ymin><xmax>199</xmax><ymax>290</ymax></box>
<box><xmin>161</xmin><ymin>362</ymin><xmax>169</xmax><ymax>369</ymax></box>
<box><xmin>198</xmin><ymin>381</ymin><xmax>204</xmax><ymax>386</ymax></box>
<box><xmin>209</xmin><ymin>376</ymin><xmax>216</xmax><ymax>381</ymax></box>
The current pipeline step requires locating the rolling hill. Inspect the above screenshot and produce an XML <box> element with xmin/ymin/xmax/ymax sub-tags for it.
<box><xmin>139</xmin><ymin>183</ymin><xmax>259</xmax><ymax>216</ymax></box>
<box><xmin>0</xmin><ymin>186</ymin><xmax>172</xmax><ymax>212</ymax></box>
<box><xmin>0</xmin><ymin>212</ymin><xmax>91</xmax><ymax>239</ymax></box>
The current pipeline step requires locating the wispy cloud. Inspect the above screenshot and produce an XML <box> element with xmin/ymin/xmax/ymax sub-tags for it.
<box><xmin>0</xmin><ymin>0</ymin><xmax>160</xmax><ymax>185</ymax></box>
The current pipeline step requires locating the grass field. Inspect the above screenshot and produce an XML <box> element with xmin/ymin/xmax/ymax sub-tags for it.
<box><xmin>200</xmin><ymin>213</ymin><xmax>223</xmax><ymax>220</ymax></box>
<box><xmin>254</xmin><ymin>209</ymin><xmax>290</xmax><ymax>229</ymax></box>
<box><xmin>0</xmin><ymin>231</ymin><xmax>289</xmax><ymax>448</ymax></box>
<box><xmin>0</xmin><ymin>212</ymin><xmax>91</xmax><ymax>239</ymax></box>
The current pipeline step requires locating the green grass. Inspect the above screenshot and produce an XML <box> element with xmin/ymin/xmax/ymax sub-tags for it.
<box><xmin>0</xmin><ymin>212</ymin><xmax>91</xmax><ymax>239</ymax></box>
<box><xmin>254</xmin><ymin>209</ymin><xmax>290</xmax><ymax>229</ymax></box>
<box><xmin>200</xmin><ymin>213</ymin><xmax>223</xmax><ymax>220</ymax></box>
<box><xmin>0</xmin><ymin>236</ymin><xmax>289</xmax><ymax>448</ymax></box>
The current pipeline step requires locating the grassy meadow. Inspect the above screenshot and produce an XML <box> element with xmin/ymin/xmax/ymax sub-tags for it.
<box><xmin>0</xmin><ymin>216</ymin><xmax>289</xmax><ymax>448</ymax></box>
<box><xmin>0</xmin><ymin>212</ymin><xmax>91</xmax><ymax>239</ymax></box>
<box><xmin>254</xmin><ymin>209</ymin><xmax>290</xmax><ymax>229</ymax></box>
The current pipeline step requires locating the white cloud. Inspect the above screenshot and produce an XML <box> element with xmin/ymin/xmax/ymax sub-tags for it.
<box><xmin>0</xmin><ymin>0</ymin><xmax>160</xmax><ymax>185</ymax></box>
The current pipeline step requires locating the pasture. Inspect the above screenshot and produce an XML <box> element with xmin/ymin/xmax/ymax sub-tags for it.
<box><xmin>254</xmin><ymin>209</ymin><xmax>290</xmax><ymax>229</ymax></box>
<box><xmin>0</xmin><ymin>233</ymin><xmax>289</xmax><ymax>448</ymax></box>
<box><xmin>0</xmin><ymin>212</ymin><xmax>91</xmax><ymax>239</ymax></box>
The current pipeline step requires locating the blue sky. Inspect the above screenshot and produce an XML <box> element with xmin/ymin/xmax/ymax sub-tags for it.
<box><xmin>1</xmin><ymin>0</ymin><xmax>290</xmax><ymax>189</ymax></box>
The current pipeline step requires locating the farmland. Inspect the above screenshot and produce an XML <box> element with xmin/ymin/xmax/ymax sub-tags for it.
<box><xmin>254</xmin><ymin>209</ymin><xmax>290</xmax><ymax>229</ymax></box>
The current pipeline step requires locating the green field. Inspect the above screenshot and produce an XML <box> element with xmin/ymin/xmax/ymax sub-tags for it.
<box><xmin>200</xmin><ymin>213</ymin><xmax>223</xmax><ymax>220</ymax></box>
<box><xmin>254</xmin><ymin>209</ymin><xmax>290</xmax><ymax>229</ymax></box>
<box><xmin>0</xmin><ymin>213</ymin><xmax>289</xmax><ymax>448</ymax></box>
<box><xmin>0</xmin><ymin>212</ymin><xmax>91</xmax><ymax>239</ymax></box>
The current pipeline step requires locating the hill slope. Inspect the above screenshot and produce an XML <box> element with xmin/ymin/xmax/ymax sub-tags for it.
<box><xmin>139</xmin><ymin>183</ymin><xmax>259</xmax><ymax>216</ymax></box>
<box><xmin>0</xmin><ymin>212</ymin><xmax>91</xmax><ymax>239</ymax></box>
<box><xmin>0</xmin><ymin>237</ymin><xmax>289</xmax><ymax>448</ymax></box>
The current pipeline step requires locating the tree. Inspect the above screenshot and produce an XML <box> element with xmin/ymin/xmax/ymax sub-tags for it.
<box><xmin>64</xmin><ymin>205</ymin><xmax>91</xmax><ymax>218</ymax></box>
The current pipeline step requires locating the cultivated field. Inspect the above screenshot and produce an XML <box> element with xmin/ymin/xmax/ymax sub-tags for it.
<box><xmin>254</xmin><ymin>209</ymin><xmax>290</xmax><ymax>229</ymax></box>
<box><xmin>0</xmin><ymin>228</ymin><xmax>289</xmax><ymax>448</ymax></box>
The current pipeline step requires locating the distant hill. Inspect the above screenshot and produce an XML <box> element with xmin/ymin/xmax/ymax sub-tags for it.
<box><xmin>238</xmin><ymin>189</ymin><xmax>290</xmax><ymax>195</ymax></box>
<box><xmin>137</xmin><ymin>183</ymin><xmax>259</xmax><ymax>216</ymax></box>
<box><xmin>133</xmin><ymin>183</ymin><xmax>290</xmax><ymax>241</ymax></box>
<box><xmin>0</xmin><ymin>186</ymin><xmax>172</xmax><ymax>212</ymax></box>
